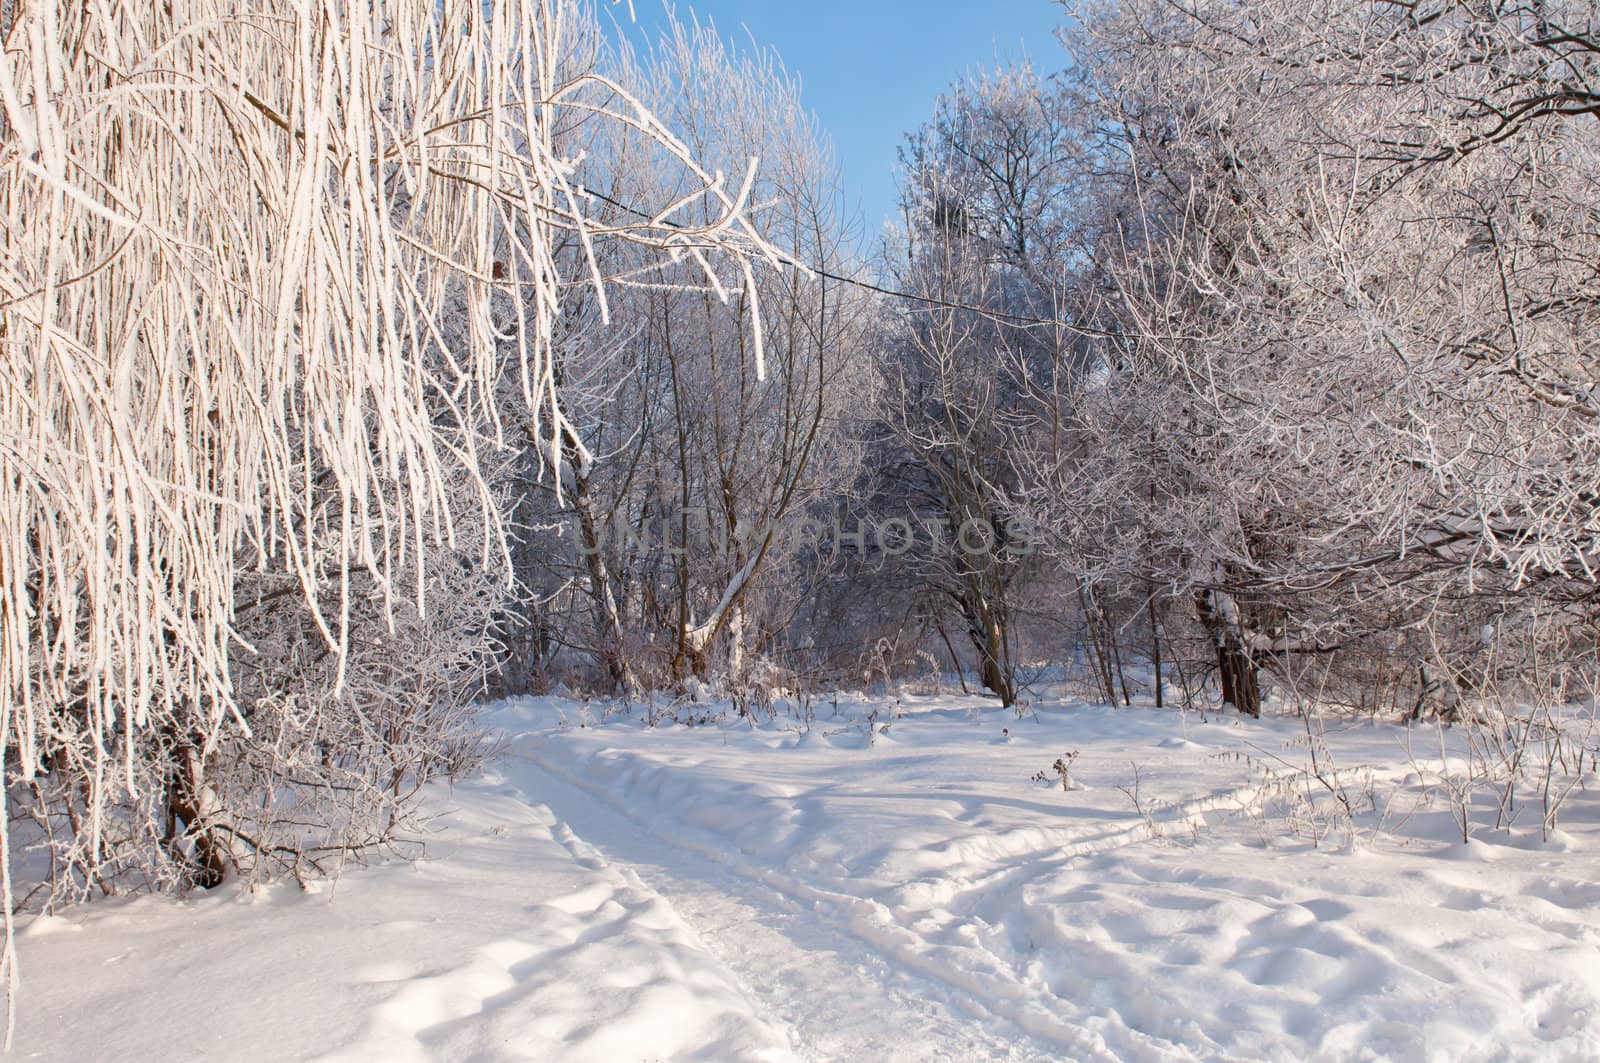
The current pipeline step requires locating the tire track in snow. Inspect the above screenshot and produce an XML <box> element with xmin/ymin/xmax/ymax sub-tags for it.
<box><xmin>508</xmin><ymin>751</ymin><xmax>1069</xmax><ymax>1062</ymax></box>
<box><xmin>512</xmin><ymin>737</ymin><xmax>1210</xmax><ymax>1063</ymax></box>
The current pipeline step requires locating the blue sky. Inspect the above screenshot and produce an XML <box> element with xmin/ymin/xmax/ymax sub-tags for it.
<box><xmin>612</xmin><ymin>2</ymin><xmax>1067</xmax><ymax>235</ymax></box>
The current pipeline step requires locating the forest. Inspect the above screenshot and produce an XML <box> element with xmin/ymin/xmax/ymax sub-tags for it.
<box><xmin>3</xmin><ymin>1</ymin><xmax>1599</xmax><ymax>1058</ymax></box>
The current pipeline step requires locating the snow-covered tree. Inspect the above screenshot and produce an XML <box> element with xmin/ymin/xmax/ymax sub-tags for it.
<box><xmin>506</xmin><ymin>15</ymin><xmax>878</xmax><ymax>694</ymax></box>
<box><xmin>0</xmin><ymin>0</ymin><xmax>786</xmax><ymax>1017</ymax></box>
<box><xmin>1032</xmin><ymin>0</ymin><xmax>1600</xmax><ymax>714</ymax></box>
<box><xmin>876</xmin><ymin>66</ymin><xmax>1094</xmax><ymax>706</ymax></box>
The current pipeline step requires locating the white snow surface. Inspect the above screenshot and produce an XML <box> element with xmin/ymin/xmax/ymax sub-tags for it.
<box><xmin>19</xmin><ymin>691</ymin><xmax>1600</xmax><ymax>1061</ymax></box>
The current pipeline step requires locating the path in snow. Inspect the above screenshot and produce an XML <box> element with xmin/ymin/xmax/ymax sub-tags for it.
<box><xmin>496</xmin><ymin>694</ymin><xmax>1600</xmax><ymax>1063</ymax></box>
<box><xmin>509</xmin><ymin>757</ymin><xmax>1058</xmax><ymax>1063</ymax></box>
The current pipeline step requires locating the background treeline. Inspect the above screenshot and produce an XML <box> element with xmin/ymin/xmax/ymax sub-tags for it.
<box><xmin>515</xmin><ymin>0</ymin><xmax>1600</xmax><ymax>731</ymax></box>
<box><xmin>3</xmin><ymin>0</ymin><xmax>1597</xmax><ymax>949</ymax></box>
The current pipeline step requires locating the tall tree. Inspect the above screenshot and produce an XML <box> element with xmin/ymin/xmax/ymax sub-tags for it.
<box><xmin>0</xmin><ymin>0</ymin><xmax>784</xmax><ymax>1021</ymax></box>
<box><xmin>881</xmin><ymin>66</ymin><xmax>1091</xmax><ymax>706</ymax></box>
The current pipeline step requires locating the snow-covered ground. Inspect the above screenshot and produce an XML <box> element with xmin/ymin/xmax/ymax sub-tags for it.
<box><xmin>18</xmin><ymin>690</ymin><xmax>1600</xmax><ymax>1061</ymax></box>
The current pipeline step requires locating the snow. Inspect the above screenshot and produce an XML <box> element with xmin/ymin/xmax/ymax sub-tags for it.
<box><xmin>18</xmin><ymin>691</ymin><xmax>1600</xmax><ymax>1060</ymax></box>
<box><xmin>14</xmin><ymin>775</ymin><xmax>795</xmax><ymax>1062</ymax></box>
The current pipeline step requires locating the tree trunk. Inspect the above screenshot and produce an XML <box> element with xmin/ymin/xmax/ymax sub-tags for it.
<box><xmin>573</xmin><ymin>478</ymin><xmax>633</xmax><ymax>693</ymax></box>
<box><xmin>165</xmin><ymin>742</ymin><xmax>235</xmax><ymax>889</ymax></box>
<box><xmin>727</xmin><ymin>601</ymin><xmax>746</xmax><ymax>682</ymax></box>
<box><xmin>1148</xmin><ymin>597</ymin><xmax>1164</xmax><ymax>709</ymax></box>
<box><xmin>957</xmin><ymin>584</ymin><xmax>1015</xmax><ymax>707</ymax></box>
<box><xmin>1195</xmin><ymin>588</ymin><xmax>1261</xmax><ymax>717</ymax></box>
<box><xmin>1215</xmin><ymin>639</ymin><xmax>1261</xmax><ymax>717</ymax></box>
<box><xmin>556</xmin><ymin>422</ymin><xmax>635</xmax><ymax>695</ymax></box>
<box><xmin>933</xmin><ymin>615</ymin><xmax>972</xmax><ymax>695</ymax></box>
<box><xmin>1074</xmin><ymin>580</ymin><xmax>1116</xmax><ymax>706</ymax></box>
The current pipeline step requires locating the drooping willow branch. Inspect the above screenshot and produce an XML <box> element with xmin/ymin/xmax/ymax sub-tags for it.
<box><xmin>0</xmin><ymin>0</ymin><xmax>788</xmax><ymax>1032</ymax></box>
